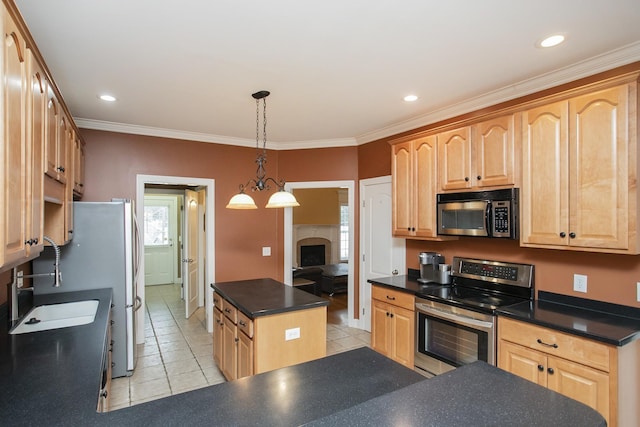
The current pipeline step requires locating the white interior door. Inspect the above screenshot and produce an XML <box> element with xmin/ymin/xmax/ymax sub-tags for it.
<box><xmin>144</xmin><ymin>196</ymin><xmax>177</xmax><ymax>286</ymax></box>
<box><xmin>360</xmin><ymin>176</ymin><xmax>406</xmax><ymax>332</ymax></box>
<box><xmin>184</xmin><ymin>189</ymin><xmax>199</xmax><ymax>318</ymax></box>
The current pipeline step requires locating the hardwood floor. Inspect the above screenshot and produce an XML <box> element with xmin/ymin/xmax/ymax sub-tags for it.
<box><xmin>326</xmin><ymin>292</ymin><xmax>348</xmax><ymax>326</ymax></box>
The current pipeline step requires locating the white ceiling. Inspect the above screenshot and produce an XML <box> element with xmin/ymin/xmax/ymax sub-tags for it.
<box><xmin>14</xmin><ymin>0</ymin><xmax>640</xmax><ymax>149</ymax></box>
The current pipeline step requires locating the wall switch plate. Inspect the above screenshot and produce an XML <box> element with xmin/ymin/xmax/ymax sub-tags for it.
<box><xmin>262</xmin><ymin>246</ymin><xmax>271</xmax><ymax>256</ymax></box>
<box><xmin>637</xmin><ymin>282</ymin><xmax>640</xmax><ymax>302</ymax></box>
<box><xmin>285</xmin><ymin>327</ymin><xmax>300</xmax><ymax>341</ymax></box>
<box><xmin>573</xmin><ymin>274</ymin><xmax>588</xmax><ymax>293</ymax></box>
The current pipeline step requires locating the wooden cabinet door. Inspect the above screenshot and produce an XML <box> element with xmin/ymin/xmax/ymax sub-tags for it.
<box><xmin>221</xmin><ymin>316</ymin><xmax>237</xmax><ymax>381</ymax></box>
<box><xmin>73</xmin><ymin>136</ymin><xmax>85</xmax><ymax>196</ymax></box>
<box><xmin>26</xmin><ymin>50</ymin><xmax>45</xmax><ymax>256</ymax></box>
<box><xmin>413</xmin><ymin>135</ymin><xmax>438</xmax><ymax>238</ymax></box>
<box><xmin>521</xmin><ymin>100</ymin><xmax>569</xmax><ymax>246</ymax></box>
<box><xmin>390</xmin><ymin>306</ymin><xmax>414</xmax><ymax>368</ymax></box>
<box><xmin>569</xmin><ymin>85</ymin><xmax>629</xmax><ymax>250</ymax></box>
<box><xmin>44</xmin><ymin>86</ymin><xmax>58</xmax><ymax>180</ymax></box>
<box><xmin>392</xmin><ymin>142</ymin><xmax>413</xmax><ymax>237</ymax></box>
<box><xmin>371</xmin><ymin>299</ymin><xmax>391</xmax><ymax>357</ymax></box>
<box><xmin>474</xmin><ymin>114</ymin><xmax>515</xmax><ymax>188</ymax></box>
<box><xmin>213</xmin><ymin>308</ymin><xmax>223</xmax><ymax>366</ymax></box>
<box><xmin>547</xmin><ymin>356</ymin><xmax>610</xmax><ymax>425</ymax></box>
<box><xmin>57</xmin><ymin>114</ymin><xmax>69</xmax><ymax>185</ymax></box>
<box><xmin>237</xmin><ymin>331</ymin><xmax>254</xmax><ymax>379</ymax></box>
<box><xmin>438</xmin><ymin>126</ymin><xmax>472</xmax><ymax>191</ymax></box>
<box><xmin>498</xmin><ymin>340</ymin><xmax>547</xmax><ymax>387</ymax></box>
<box><xmin>2</xmin><ymin>13</ymin><xmax>28</xmax><ymax>265</ymax></box>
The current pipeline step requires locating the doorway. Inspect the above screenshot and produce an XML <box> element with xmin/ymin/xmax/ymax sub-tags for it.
<box><xmin>283</xmin><ymin>180</ymin><xmax>356</xmax><ymax>327</ymax></box>
<box><xmin>143</xmin><ymin>194</ymin><xmax>180</xmax><ymax>286</ymax></box>
<box><xmin>136</xmin><ymin>175</ymin><xmax>216</xmax><ymax>345</ymax></box>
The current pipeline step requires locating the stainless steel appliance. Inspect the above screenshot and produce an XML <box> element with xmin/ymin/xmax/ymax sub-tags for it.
<box><xmin>414</xmin><ymin>256</ymin><xmax>533</xmax><ymax>377</ymax></box>
<box><xmin>33</xmin><ymin>200</ymin><xmax>141</xmax><ymax>378</ymax></box>
<box><xmin>417</xmin><ymin>252</ymin><xmax>444</xmax><ymax>283</ymax></box>
<box><xmin>436</xmin><ymin>188</ymin><xmax>519</xmax><ymax>239</ymax></box>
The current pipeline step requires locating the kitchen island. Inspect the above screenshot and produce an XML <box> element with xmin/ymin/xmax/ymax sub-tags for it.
<box><xmin>211</xmin><ymin>278</ymin><xmax>329</xmax><ymax>379</ymax></box>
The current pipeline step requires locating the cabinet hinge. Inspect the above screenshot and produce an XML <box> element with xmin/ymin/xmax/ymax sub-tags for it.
<box><xmin>362</xmin><ymin>200</ymin><xmax>366</xmax><ymax>208</ymax></box>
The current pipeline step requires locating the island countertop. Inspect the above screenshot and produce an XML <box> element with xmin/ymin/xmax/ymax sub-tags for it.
<box><xmin>210</xmin><ymin>277</ymin><xmax>329</xmax><ymax>318</ymax></box>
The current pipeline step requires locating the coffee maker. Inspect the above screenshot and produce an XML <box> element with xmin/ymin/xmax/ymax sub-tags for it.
<box><xmin>418</xmin><ymin>252</ymin><xmax>444</xmax><ymax>283</ymax></box>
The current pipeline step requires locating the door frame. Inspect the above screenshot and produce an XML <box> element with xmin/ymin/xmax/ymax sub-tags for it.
<box><xmin>136</xmin><ymin>174</ymin><xmax>216</xmax><ymax>342</ymax></box>
<box><xmin>283</xmin><ymin>180</ymin><xmax>357</xmax><ymax>328</ymax></box>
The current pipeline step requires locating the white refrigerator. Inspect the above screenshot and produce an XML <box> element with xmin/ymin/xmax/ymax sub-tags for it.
<box><xmin>33</xmin><ymin>200</ymin><xmax>140</xmax><ymax>378</ymax></box>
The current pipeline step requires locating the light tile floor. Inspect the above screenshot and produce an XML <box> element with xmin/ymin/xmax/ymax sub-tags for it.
<box><xmin>109</xmin><ymin>284</ymin><xmax>370</xmax><ymax>411</ymax></box>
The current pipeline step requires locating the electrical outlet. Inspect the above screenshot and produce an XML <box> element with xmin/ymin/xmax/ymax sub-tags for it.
<box><xmin>285</xmin><ymin>327</ymin><xmax>300</xmax><ymax>341</ymax></box>
<box><xmin>637</xmin><ymin>282</ymin><xmax>640</xmax><ymax>302</ymax></box>
<box><xmin>573</xmin><ymin>274</ymin><xmax>588</xmax><ymax>293</ymax></box>
<box><xmin>262</xmin><ymin>246</ymin><xmax>271</xmax><ymax>256</ymax></box>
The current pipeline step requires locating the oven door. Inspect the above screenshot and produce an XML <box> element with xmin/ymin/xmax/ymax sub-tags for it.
<box><xmin>414</xmin><ymin>299</ymin><xmax>495</xmax><ymax>377</ymax></box>
<box><xmin>437</xmin><ymin>200</ymin><xmax>490</xmax><ymax>237</ymax></box>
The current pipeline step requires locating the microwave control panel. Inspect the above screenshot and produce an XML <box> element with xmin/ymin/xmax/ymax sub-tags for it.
<box><xmin>491</xmin><ymin>201</ymin><xmax>511</xmax><ymax>237</ymax></box>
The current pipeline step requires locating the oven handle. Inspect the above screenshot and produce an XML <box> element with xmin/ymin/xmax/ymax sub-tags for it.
<box><xmin>416</xmin><ymin>303</ymin><xmax>494</xmax><ymax>331</ymax></box>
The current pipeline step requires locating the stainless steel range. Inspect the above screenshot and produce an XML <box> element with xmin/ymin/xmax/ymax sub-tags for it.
<box><xmin>414</xmin><ymin>256</ymin><xmax>534</xmax><ymax>377</ymax></box>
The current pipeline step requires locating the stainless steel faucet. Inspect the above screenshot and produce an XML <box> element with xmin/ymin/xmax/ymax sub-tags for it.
<box><xmin>10</xmin><ymin>236</ymin><xmax>63</xmax><ymax>322</ymax></box>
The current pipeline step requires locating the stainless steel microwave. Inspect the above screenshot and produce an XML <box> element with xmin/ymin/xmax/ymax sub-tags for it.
<box><xmin>436</xmin><ymin>188</ymin><xmax>519</xmax><ymax>239</ymax></box>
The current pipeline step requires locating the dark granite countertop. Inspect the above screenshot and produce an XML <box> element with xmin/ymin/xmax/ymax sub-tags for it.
<box><xmin>210</xmin><ymin>277</ymin><xmax>329</xmax><ymax>318</ymax></box>
<box><xmin>0</xmin><ymin>288</ymin><xmax>113</xmax><ymax>426</ymax></box>
<box><xmin>497</xmin><ymin>291</ymin><xmax>640</xmax><ymax>346</ymax></box>
<box><xmin>1</xmin><ymin>289</ymin><xmax>605</xmax><ymax>426</ymax></box>
<box><xmin>370</xmin><ymin>274</ymin><xmax>640</xmax><ymax>347</ymax></box>
<box><xmin>304</xmin><ymin>360</ymin><xmax>606</xmax><ymax>427</ymax></box>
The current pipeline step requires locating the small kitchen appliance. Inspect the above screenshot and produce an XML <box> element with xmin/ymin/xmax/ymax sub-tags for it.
<box><xmin>414</xmin><ymin>256</ymin><xmax>534</xmax><ymax>377</ymax></box>
<box><xmin>417</xmin><ymin>252</ymin><xmax>444</xmax><ymax>283</ymax></box>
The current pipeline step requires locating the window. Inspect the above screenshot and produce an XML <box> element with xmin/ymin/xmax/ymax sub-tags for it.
<box><xmin>144</xmin><ymin>205</ymin><xmax>170</xmax><ymax>246</ymax></box>
<box><xmin>340</xmin><ymin>204</ymin><xmax>349</xmax><ymax>260</ymax></box>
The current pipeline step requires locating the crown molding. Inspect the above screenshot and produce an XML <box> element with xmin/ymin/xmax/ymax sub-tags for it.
<box><xmin>355</xmin><ymin>41</ymin><xmax>640</xmax><ymax>144</ymax></box>
<box><xmin>77</xmin><ymin>41</ymin><xmax>640</xmax><ymax>150</ymax></box>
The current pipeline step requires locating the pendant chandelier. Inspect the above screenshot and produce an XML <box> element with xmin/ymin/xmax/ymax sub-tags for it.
<box><xmin>226</xmin><ymin>91</ymin><xmax>300</xmax><ymax>209</ymax></box>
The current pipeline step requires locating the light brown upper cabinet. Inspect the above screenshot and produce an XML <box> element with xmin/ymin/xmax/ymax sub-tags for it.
<box><xmin>521</xmin><ymin>82</ymin><xmax>638</xmax><ymax>253</ymax></box>
<box><xmin>392</xmin><ymin>135</ymin><xmax>440</xmax><ymax>238</ymax></box>
<box><xmin>43</xmin><ymin>86</ymin><xmax>59</xmax><ymax>181</ymax></box>
<box><xmin>438</xmin><ymin>114</ymin><xmax>516</xmax><ymax>191</ymax></box>
<box><xmin>1</xmin><ymin>11</ymin><xmax>29</xmax><ymax>266</ymax></box>
<box><xmin>73</xmin><ymin>134</ymin><xmax>85</xmax><ymax>198</ymax></box>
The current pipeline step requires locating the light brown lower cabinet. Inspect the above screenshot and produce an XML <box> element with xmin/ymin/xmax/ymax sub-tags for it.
<box><xmin>498</xmin><ymin>317</ymin><xmax>640</xmax><ymax>427</ymax></box>
<box><xmin>371</xmin><ymin>285</ymin><xmax>414</xmax><ymax>368</ymax></box>
<box><xmin>213</xmin><ymin>292</ymin><xmax>326</xmax><ymax>381</ymax></box>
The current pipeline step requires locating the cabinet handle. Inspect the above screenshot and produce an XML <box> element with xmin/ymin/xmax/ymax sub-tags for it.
<box><xmin>537</xmin><ymin>364</ymin><xmax>544</xmax><ymax>371</ymax></box>
<box><xmin>407</xmin><ymin>227</ymin><xmax>411</xmax><ymax>231</ymax></box>
<box><xmin>386</xmin><ymin>295</ymin><xmax>396</xmax><ymax>301</ymax></box>
<box><xmin>33</xmin><ymin>238</ymin><xmax>38</xmax><ymax>244</ymax></box>
<box><xmin>25</xmin><ymin>239</ymin><xmax>32</xmax><ymax>246</ymax></box>
<box><xmin>57</xmin><ymin>166</ymin><xmax>65</xmax><ymax>172</ymax></box>
<box><xmin>569</xmin><ymin>232</ymin><xmax>576</xmax><ymax>239</ymax></box>
<box><xmin>536</xmin><ymin>338</ymin><xmax>558</xmax><ymax>349</ymax></box>
<box><xmin>234</xmin><ymin>337</ymin><xmax>239</xmax><ymax>343</ymax></box>
<box><xmin>239</xmin><ymin>320</ymin><xmax>247</xmax><ymax>327</ymax></box>
<box><xmin>411</xmin><ymin>227</ymin><xmax>415</xmax><ymax>232</ymax></box>
<box><xmin>464</xmin><ymin>177</ymin><xmax>469</xmax><ymax>182</ymax></box>
<box><xmin>389</xmin><ymin>313</ymin><xmax>394</xmax><ymax>318</ymax></box>
<box><xmin>559</xmin><ymin>232</ymin><xmax>566</xmax><ymax>238</ymax></box>
<box><xmin>101</xmin><ymin>390</ymin><xmax>108</xmax><ymax>398</ymax></box>
<box><xmin>477</xmin><ymin>176</ymin><xmax>481</xmax><ymax>180</ymax></box>
<box><xmin>224</xmin><ymin>308</ymin><xmax>231</xmax><ymax>314</ymax></box>
<box><xmin>547</xmin><ymin>367</ymin><xmax>555</xmax><ymax>375</ymax></box>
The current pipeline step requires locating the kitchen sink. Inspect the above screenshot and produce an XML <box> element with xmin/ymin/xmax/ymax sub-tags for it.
<box><xmin>9</xmin><ymin>300</ymin><xmax>99</xmax><ymax>335</ymax></box>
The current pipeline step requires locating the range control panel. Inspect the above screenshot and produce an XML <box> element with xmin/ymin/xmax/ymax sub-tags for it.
<box><xmin>452</xmin><ymin>257</ymin><xmax>533</xmax><ymax>288</ymax></box>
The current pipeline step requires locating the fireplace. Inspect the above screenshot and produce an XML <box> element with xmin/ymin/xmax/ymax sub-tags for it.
<box><xmin>300</xmin><ymin>245</ymin><xmax>326</xmax><ymax>266</ymax></box>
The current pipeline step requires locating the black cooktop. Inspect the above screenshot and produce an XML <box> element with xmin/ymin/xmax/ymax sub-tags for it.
<box><xmin>416</xmin><ymin>284</ymin><xmax>528</xmax><ymax>313</ymax></box>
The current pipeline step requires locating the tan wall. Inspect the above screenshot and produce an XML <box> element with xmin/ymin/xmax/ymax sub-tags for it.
<box><xmin>293</xmin><ymin>188</ymin><xmax>340</xmax><ymax>225</ymax></box>
<box><xmin>81</xmin><ymin>130</ymin><xmax>360</xmax><ymax>286</ymax></box>
<box><xmin>406</xmin><ymin>239</ymin><xmax>640</xmax><ymax>308</ymax></box>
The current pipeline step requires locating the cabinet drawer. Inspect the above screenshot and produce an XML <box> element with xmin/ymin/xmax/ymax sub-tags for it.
<box><xmin>213</xmin><ymin>293</ymin><xmax>223</xmax><ymax>311</ymax></box>
<box><xmin>222</xmin><ymin>299</ymin><xmax>238</xmax><ymax>324</ymax></box>
<box><xmin>237</xmin><ymin>311</ymin><xmax>254</xmax><ymax>338</ymax></box>
<box><xmin>372</xmin><ymin>285</ymin><xmax>415</xmax><ymax>311</ymax></box>
<box><xmin>498</xmin><ymin>317</ymin><xmax>610</xmax><ymax>372</ymax></box>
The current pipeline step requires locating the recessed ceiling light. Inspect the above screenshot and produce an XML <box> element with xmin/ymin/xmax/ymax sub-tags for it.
<box><xmin>99</xmin><ymin>94</ymin><xmax>117</xmax><ymax>102</ymax></box>
<box><xmin>404</xmin><ymin>94</ymin><xmax>418</xmax><ymax>102</ymax></box>
<box><xmin>538</xmin><ymin>34</ymin><xmax>565</xmax><ymax>48</ymax></box>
